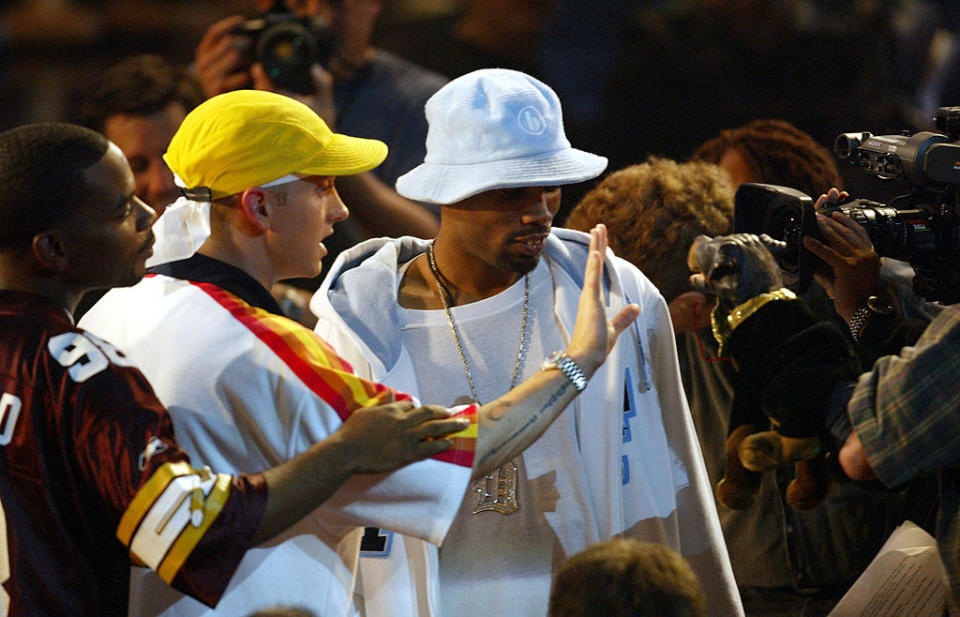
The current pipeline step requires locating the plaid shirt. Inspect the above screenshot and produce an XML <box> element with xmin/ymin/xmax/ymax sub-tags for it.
<box><xmin>847</xmin><ymin>303</ymin><xmax>960</xmax><ymax>597</ymax></box>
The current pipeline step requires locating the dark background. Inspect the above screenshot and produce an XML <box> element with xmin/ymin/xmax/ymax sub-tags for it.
<box><xmin>3</xmin><ymin>0</ymin><xmax>960</xmax><ymax>207</ymax></box>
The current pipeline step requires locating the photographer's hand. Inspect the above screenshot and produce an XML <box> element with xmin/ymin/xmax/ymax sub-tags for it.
<box><xmin>195</xmin><ymin>15</ymin><xmax>254</xmax><ymax>98</ymax></box>
<box><xmin>251</xmin><ymin>62</ymin><xmax>337</xmax><ymax>128</ymax></box>
<box><xmin>802</xmin><ymin>193</ymin><xmax>882</xmax><ymax>321</ymax></box>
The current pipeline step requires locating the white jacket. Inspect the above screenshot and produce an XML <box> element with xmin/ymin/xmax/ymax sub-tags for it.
<box><xmin>311</xmin><ymin>228</ymin><xmax>743</xmax><ymax>617</ymax></box>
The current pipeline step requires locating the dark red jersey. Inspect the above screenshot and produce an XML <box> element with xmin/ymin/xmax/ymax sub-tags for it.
<box><xmin>0</xmin><ymin>291</ymin><xmax>268</xmax><ymax>616</ymax></box>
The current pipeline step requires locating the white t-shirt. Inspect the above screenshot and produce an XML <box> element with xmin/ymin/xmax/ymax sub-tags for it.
<box><xmin>313</xmin><ymin>232</ymin><xmax>744</xmax><ymax>617</ymax></box>
<box><xmin>400</xmin><ymin>261</ymin><xmax>600</xmax><ymax>616</ymax></box>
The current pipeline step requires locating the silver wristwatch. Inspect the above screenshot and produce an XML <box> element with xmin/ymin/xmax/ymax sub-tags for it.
<box><xmin>848</xmin><ymin>295</ymin><xmax>894</xmax><ymax>342</ymax></box>
<box><xmin>540</xmin><ymin>351</ymin><xmax>588</xmax><ymax>392</ymax></box>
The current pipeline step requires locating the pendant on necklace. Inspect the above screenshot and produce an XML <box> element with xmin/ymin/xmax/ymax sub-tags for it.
<box><xmin>471</xmin><ymin>461</ymin><xmax>519</xmax><ymax>515</ymax></box>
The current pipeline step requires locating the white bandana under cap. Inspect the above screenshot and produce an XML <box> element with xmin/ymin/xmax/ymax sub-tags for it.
<box><xmin>146</xmin><ymin>173</ymin><xmax>303</xmax><ymax>268</ymax></box>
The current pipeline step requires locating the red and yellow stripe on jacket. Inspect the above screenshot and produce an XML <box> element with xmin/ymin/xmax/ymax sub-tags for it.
<box><xmin>194</xmin><ymin>281</ymin><xmax>476</xmax><ymax>468</ymax></box>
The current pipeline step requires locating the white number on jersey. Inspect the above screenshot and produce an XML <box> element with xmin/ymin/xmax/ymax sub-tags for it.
<box><xmin>47</xmin><ymin>332</ymin><xmax>133</xmax><ymax>383</ymax></box>
<box><xmin>0</xmin><ymin>394</ymin><xmax>21</xmax><ymax>447</ymax></box>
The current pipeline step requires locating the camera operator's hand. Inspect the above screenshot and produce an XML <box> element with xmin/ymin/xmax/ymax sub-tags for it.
<box><xmin>251</xmin><ymin>62</ymin><xmax>337</xmax><ymax>128</ymax></box>
<box><xmin>802</xmin><ymin>189</ymin><xmax>882</xmax><ymax>322</ymax></box>
<box><xmin>194</xmin><ymin>15</ymin><xmax>254</xmax><ymax>98</ymax></box>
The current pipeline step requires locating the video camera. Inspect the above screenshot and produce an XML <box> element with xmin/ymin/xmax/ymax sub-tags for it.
<box><xmin>734</xmin><ymin>106</ymin><xmax>960</xmax><ymax>304</ymax></box>
<box><xmin>240</xmin><ymin>0</ymin><xmax>338</xmax><ymax>95</ymax></box>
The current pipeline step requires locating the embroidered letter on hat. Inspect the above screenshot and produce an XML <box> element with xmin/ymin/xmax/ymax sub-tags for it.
<box><xmin>518</xmin><ymin>106</ymin><xmax>547</xmax><ymax>136</ymax></box>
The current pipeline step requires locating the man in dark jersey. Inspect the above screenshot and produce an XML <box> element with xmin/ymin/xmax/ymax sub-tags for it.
<box><xmin>0</xmin><ymin>123</ymin><xmax>469</xmax><ymax>615</ymax></box>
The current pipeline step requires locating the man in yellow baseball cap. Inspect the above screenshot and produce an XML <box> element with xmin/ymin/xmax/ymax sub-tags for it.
<box><xmin>149</xmin><ymin>88</ymin><xmax>387</xmax><ymax>279</ymax></box>
<box><xmin>78</xmin><ymin>88</ymin><xmax>639</xmax><ymax>617</ymax></box>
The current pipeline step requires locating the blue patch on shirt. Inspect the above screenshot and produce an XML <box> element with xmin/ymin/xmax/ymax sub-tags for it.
<box><xmin>623</xmin><ymin>367</ymin><xmax>637</xmax><ymax>444</ymax></box>
<box><xmin>359</xmin><ymin>527</ymin><xmax>394</xmax><ymax>558</ymax></box>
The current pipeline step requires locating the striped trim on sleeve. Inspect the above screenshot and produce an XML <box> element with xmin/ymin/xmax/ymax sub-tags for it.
<box><xmin>117</xmin><ymin>461</ymin><xmax>232</xmax><ymax>583</ymax></box>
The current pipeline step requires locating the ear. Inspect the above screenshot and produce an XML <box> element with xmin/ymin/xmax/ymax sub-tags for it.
<box><xmin>32</xmin><ymin>231</ymin><xmax>69</xmax><ymax>272</ymax></box>
<box><xmin>240</xmin><ymin>188</ymin><xmax>271</xmax><ymax>234</ymax></box>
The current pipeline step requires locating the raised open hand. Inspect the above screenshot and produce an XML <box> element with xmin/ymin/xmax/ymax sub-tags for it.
<box><xmin>566</xmin><ymin>224</ymin><xmax>640</xmax><ymax>377</ymax></box>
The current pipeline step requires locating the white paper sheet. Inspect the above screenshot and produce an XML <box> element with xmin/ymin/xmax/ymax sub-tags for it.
<box><xmin>829</xmin><ymin>520</ymin><xmax>959</xmax><ymax>617</ymax></box>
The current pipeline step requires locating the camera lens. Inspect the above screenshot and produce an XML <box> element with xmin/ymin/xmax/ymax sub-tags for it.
<box><xmin>257</xmin><ymin>22</ymin><xmax>316</xmax><ymax>95</ymax></box>
<box><xmin>834</xmin><ymin>133</ymin><xmax>870</xmax><ymax>159</ymax></box>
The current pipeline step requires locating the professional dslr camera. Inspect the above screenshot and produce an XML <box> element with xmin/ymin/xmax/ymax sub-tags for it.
<box><xmin>240</xmin><ymin>0</ymin><xmax>337</xmax><ymax>95</ymax></box>
<box><xmin>734</xmin><ymin>106</ymin><xmax>960</xmax><ymax>304</ymax></box>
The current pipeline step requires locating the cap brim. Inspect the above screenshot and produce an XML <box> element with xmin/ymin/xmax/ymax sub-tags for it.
<box><xmin>301</xmin><ymin>133</ymin><xmax>388</xmax><ymax>176</ymax></box>
<box><xmin>396</xmin><ymin>148</ymin><xmax>608</xmax><ymax>204</ymax></box>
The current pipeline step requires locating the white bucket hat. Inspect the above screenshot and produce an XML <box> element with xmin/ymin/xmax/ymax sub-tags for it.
<box><xmin>396</xmin><ymin>69</ymin><xmax>608</xmax><ymax>205</ymax></box>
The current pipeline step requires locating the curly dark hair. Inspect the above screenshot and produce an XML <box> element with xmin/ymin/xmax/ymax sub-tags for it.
<box><xmin>0</xmin><ymin>123</ymin><xmax>110</xmax><ymax>247</ymax></box>
<box><xmin>565</xmin><ymin>157</ymin><xmax>734</xmax><ymax>302</ymax></box>
<box><xmin>692</xmin><ymin>118</ymin><xmax>843</xmax><ymax>198</ymax></box>
<box><xmin>81</xmin><ymin>55</ymin><xmax>204</xmax><ymax>132</ymax></box>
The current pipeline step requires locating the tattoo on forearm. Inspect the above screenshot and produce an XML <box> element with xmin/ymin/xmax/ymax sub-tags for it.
<box><xmin>485</xmin><ymin>400</ymin><xmax>510</xmax><ymax>421</ymax></box>
<box><xmin>477</xmin><ymin>381</ymin><xmax>570</xmax><ymax>467</ymax></box>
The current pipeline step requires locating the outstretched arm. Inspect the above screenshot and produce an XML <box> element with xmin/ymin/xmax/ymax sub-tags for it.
<box><xmin>254</xmin><ymin>399</ymin><xmax>469</xmax><ymax>542</ymax></box>
<box><xmin>257</xmin><ymin>225</ymin><xmax>638</xmax><ymax>536</ymax></box>
<box><xmin>471</xmin><ymin>224</ymin><xmax>640</xmax><ymax>478</ymax></box>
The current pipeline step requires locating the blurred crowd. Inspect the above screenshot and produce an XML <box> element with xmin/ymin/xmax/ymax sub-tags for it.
<box><xmin>4</xmin><ymin>0</ymin><xmax>960</xmax><ymax>210</ymax></box>
<box><xmin>3</xmin><ymin>2</ymin><xmax>960</xmax><ymax>616</ymax></box>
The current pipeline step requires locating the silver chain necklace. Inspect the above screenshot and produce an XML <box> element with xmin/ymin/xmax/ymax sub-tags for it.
<box><xmin>426</xmin><ymin>243</ymin><xmax>529</xmax><ymax>404</ymax></box>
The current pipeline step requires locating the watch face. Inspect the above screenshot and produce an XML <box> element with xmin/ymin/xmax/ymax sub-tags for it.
<box><xmin>866</xmin><ymin>295</ymin><xmax>894</xmax><ymax>315</ymax></box>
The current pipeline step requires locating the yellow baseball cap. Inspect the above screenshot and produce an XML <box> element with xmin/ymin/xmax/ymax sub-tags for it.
<box><xmin>164</xmin><ymin>90</ymin><xmax>388</xmax><ymax>200</ymax></box>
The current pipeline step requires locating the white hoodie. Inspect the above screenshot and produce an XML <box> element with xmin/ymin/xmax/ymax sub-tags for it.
<box><xmin>311</xmin><ymin>228</ymin><xmax>742</xmax><ymax>617</ymax></box>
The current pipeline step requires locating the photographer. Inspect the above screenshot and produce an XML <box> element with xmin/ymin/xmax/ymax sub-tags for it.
<box><xmin>690</xmin><ymin>210</ymin><xmax>960</xmax><ymax>602</ymax></box>
<box><xmin>194</xmin><ymin>0</ymin><xmax>442</xmax><ymax>267</ymax></box>
<box><xmin>567</xmin><ymin>166</ymin><xmax>911</xmax><ymax>617</ymax></box>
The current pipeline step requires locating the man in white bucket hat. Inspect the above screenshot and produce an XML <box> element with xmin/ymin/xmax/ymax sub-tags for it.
<box><xmin>311</xmin><ymin>69</ymin><xmax>743</xmax><ymax>617</ymax></box>
<box><xmin>78</xmin><ymin>88</ymin><xmax>638</xmax><ymax>617</ymax></box>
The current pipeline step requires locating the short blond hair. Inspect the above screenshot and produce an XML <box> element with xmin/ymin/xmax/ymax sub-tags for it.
<box><xmin>564</xmin><ymin>158</ymin><xmax>733</xmax><ymax>302</ymax></box>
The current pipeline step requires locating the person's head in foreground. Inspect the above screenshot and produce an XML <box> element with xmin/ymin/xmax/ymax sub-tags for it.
<box><xmin>156</xmin><ymin>89</ymin><xmax>387</xmax><ymax>284</ymax></box>
<box><xmin>395</xmin><ymin>67</ymin><xmax>607</xmax><ymax>277</ymax></box>
<box><xmin>0</xmin><ymin>123</ymin><xmax>157</xmax><ymax>311</ymax></box>
<box><xmin>548</xmin><ymin>539</ymin><xmax>707</xmax><ymax>617</ymax></box>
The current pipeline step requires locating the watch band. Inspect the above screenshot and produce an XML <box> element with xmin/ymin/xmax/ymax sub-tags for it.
<box><xmin>540</xmin><ymin>351</ymin><xmax>588</xmax><ymax>392</ymax></box>
<box><xmin>848</xmin><ymin>306</ymin><xmax>872</xmax><ymax>342</ymax></box>
<box><xmin>848</xmin><ymin>295</ymin><xmax>894</xmax><ymax>342</ymax></box>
